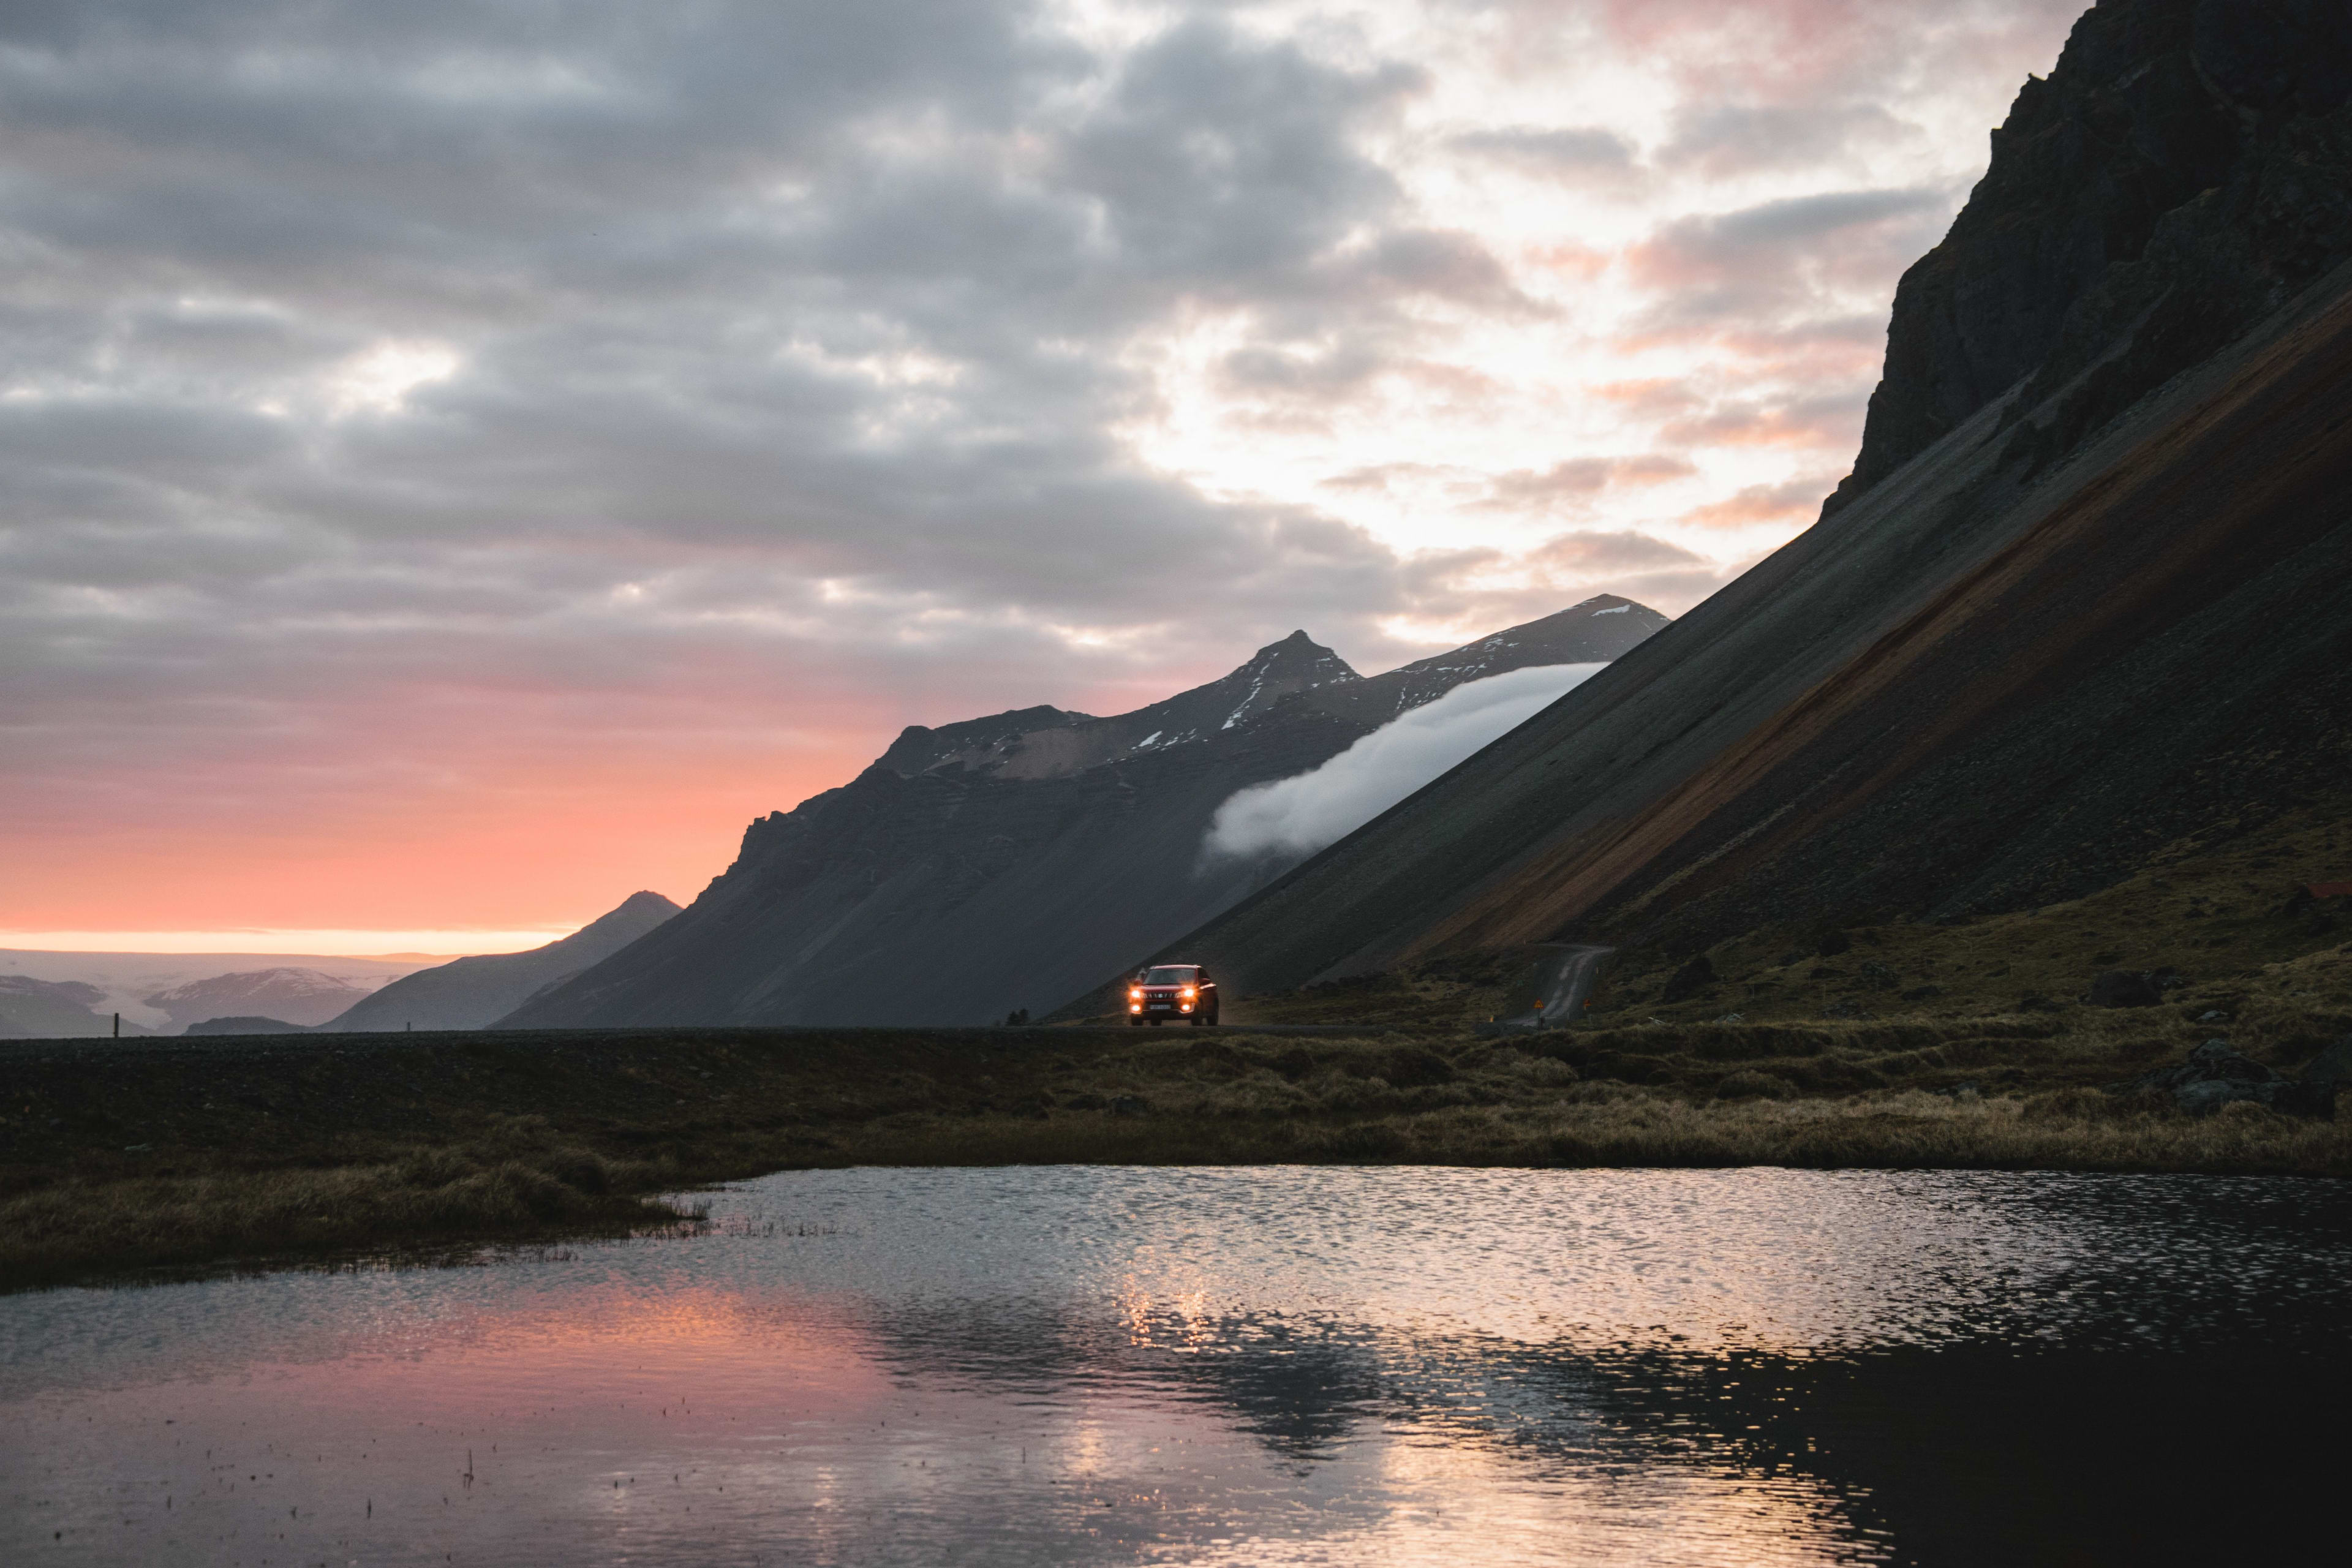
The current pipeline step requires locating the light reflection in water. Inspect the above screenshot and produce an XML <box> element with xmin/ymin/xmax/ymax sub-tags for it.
<box><xmin>1</xmin><ymin>1166</ymin><xmax>2346</xmax><ymax>1566</ymax></box>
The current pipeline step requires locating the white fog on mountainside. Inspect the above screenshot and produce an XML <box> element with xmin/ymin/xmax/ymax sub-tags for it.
<box><xmin>1201</xmin><ymin>662</ymin><xmax>1608</xmax><ymax>866</ymax></box>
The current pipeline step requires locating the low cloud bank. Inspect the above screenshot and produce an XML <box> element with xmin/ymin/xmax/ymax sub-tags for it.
<box><xmin>1201</xmin><ymin>662</ymin><xmax>1607</xmax><ymax>864</ymax></box>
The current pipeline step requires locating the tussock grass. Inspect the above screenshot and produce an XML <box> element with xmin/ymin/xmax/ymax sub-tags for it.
<box><xmin>0</xmin><ymin>1136</ymin><xmax>687</xmax><ymax>1286</ymax></box>
<box><xmin>813</xmin><ymin>1028</ymin><xmax>2352</xmax><ymax>1175</ymax></box>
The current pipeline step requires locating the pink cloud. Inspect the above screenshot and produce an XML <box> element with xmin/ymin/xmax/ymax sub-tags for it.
<box><xmin>1681</xmin><ymin>476</ymin><xmax>1840</xmax><ymax>529</ymax></box>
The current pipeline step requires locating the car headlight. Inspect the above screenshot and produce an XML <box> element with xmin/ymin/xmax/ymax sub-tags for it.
<box><xmin>1180</xmin><ymin>987</ymin><xmax>1196</xmax><ymax>999</ymax></box>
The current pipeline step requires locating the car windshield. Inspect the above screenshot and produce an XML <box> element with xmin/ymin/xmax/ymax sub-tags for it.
<box><xmin>1141</xmin><ymin>967</ymin><xmax>1196</xmax><ymax>985</ymax></box>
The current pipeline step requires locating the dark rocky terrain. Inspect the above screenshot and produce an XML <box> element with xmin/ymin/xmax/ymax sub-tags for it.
<box><xmin>502</xmin><ymin>598</ymin><xmax>1662</xmax><ymax>1029</ymax></box>
<box><xmin>1099</xmin><ymin>0</ymin><xmax>2352</xmax><ymax>1011</ymax></box>
<box><xmin>318</xmin><ymin>890</ymin><xmax>680</xmax><ymax>1032</ymax></box>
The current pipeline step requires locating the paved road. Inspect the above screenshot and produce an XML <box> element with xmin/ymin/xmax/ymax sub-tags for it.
<box><xmin>1500</xmin><ymin>942</ymin><xmax>1615</xmax><ymax>1030</ymax></box>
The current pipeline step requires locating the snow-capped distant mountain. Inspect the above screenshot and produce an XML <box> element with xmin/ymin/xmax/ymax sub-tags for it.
<box><xmin>143</xmin><ymin>968</ymin><xmax>373</xmax><ymax>1031</ymax></box>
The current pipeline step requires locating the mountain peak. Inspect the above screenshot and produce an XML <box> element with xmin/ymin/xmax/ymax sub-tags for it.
<box><xmin>614</xmin><ymin>890</ymin><xmax>680</xmax><ymax>914</ymax></box>
<box><xmin>1235</xmin><ymin>628</ymin><xmax>1354</xmax><ymax>677</ymax></box>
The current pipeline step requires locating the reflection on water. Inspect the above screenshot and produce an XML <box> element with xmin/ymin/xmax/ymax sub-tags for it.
<box><xmin>3</xmin><ymin>1167</ymin><xmax>2347</xmax><ymax>1566</ymax></box>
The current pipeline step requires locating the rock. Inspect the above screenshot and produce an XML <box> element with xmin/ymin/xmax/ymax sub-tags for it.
<box><xmin>2177</xmin><ymin>1078</ymin><xmax>2266</xmax><ymax>1116</ymax></box>
<box><xmin>2301</xmin><ymin>1035</ymin><xmax>2352</xmax><ymax>1087</ymax></box>
<box><xmin>1815</xmin><ymin>930</ymin><xmax>1852</xmax><ymax>958</ymax></box>
<box><xmin>1659</xmin><ymin>954</ymin><xmax>1717</xmax><ymax>1003</ymax></box>
<box><xmin>2118</xmin><ymin>1036</ymin><xmax>2335</xmax><ymax>1118</ymax></box>
<box><xmin>2086</xmin><ymin>970</ymin><xmax>2164</xmax><ymax>1008</ymax></box>
<box><xmin>2266</xmin><ymin>1080</ymin><xmax>2339</xmax><ymax>1120</ymax></box>
<box><xmin>2182</xmin><ymin>1037</ymin><xmax>2277</xmax><ymax>1082</ymax></box>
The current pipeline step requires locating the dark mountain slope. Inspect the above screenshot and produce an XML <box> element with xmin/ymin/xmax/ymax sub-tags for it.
<box><xmin>319</xmin><ymin>891</ymin><xmax>681</xmax><ymax>1032</ymax></box>
<box><xmin>1091</xmin><ymin>0</ymin><xmax>2352</xmax><ymax>1006</ymax></box>
<box><xmin>502</xmin><ymin>598</ymin><xmax>1663</xmax><ymax>1029</ymax></box>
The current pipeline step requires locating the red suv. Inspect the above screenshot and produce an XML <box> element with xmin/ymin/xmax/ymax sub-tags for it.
<box><xmin>1128</xmin><ymin>964</ymin><xmax>1219</xmax><ymax>1025</ymax></box>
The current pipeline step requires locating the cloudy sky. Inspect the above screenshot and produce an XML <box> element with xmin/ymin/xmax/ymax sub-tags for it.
<box><xmin>1</xmin><ymin>0</ymin><xmax>2083</xmax><ymax>952</ymax></box>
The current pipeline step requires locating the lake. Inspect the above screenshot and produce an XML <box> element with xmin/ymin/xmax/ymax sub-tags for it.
<box><xmin>4</xmin><ymin>1166</ymin><xmax>2348</xmax><ymax>1566</ymax></box>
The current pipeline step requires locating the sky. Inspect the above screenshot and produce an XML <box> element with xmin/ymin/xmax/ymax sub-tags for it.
<box><xmin>0</xmin><ymin>0</ymin><xmax>2086</xmax><ymax>954</ymax></box>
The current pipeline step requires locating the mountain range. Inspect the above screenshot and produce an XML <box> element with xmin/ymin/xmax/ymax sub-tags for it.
<box><xmin>500</xmin><ymin>598</ymin><xmax>1666</xmax><ymax>1029</ymax></box>
<box><xmin>142</xmin><ymin>968</ymin><xmax>375</xmax><ymax>1031</ymax></box>
<box><xmin>1085</xmin><ymin>0</ymin><xmax>2352</xmax><ymax>1007</ymax></box>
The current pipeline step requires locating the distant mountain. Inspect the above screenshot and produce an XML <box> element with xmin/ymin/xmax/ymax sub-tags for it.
<box><xmin>1089</xmin><ymin>0</ymin><xmax>2352</xmax><ymax>1005</ymax></box>
<box><xmin>318</xmin><ymin>891</ymin><xmax>682</xmax><ymax>1031</ymax></box>
<box><xmin>143</xmin><ymin>967</ymin><xmax>373</xmax><ymax>1031</ymax></box>
<box><xmin>0</xmin><ymin>975</ymin><xmax>149</xmax><ymax>1039</ymax></box>
<box><xmin>184</xmin><ymin>1015</ymin><xmax>314</xmax><ymax>1036</ymax></box>
<box><xmin>0</xmin><ymin>949</ymin><xmax>437</xmax><ymax>1032</ymax></box>
<box><xmin>500</xmin><ymin>598</ymin><xmax>1666</xmax><ymax>1028</ymax></box>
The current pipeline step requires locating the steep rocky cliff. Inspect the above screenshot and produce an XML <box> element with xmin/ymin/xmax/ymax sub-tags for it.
<box><xmin>1103</xmin><ymin>0</ymin><xmax>2352</xmax><ymax>1006</ymax></box>
<box><xmin>500</xmin><ymin>598</ymin><xmax>1663</xmax><ymax>1028</ymax></box>
<box><xmin>1824</xmin><ymin>0</ymin><xmax>2352</xmax><ymax>516</ymax></box>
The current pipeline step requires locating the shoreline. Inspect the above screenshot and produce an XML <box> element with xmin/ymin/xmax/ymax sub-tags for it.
<box><xmin>4</xmin><ymin>1019</ymin><xmax>2344</xmax><ymax>1289</ymax></box>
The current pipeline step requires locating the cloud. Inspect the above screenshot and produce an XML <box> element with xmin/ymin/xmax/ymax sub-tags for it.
<box><xmin>1527</xmin><ymin>530</ymin><xmax>1707</xmax><ymax>573</ymax></box>
<box><xmin>0</xmin><ymin>0</ymin><xmax>2091</xmax><ymax>935</ymax></box>
<box><xmin>1450</xmin><ymin>125</ymin><xmax>1638</xmax><ymax>181</ymax></box>
<box><xmin>1626</xmin><ymin>186</ymin><xmax>1949</xmax><ymax>331</ymax></box>
<box><xmin>1200</xmin><ymin>662</ymin><xmax>1608</xmax><ymax>864</ymax></box>
<box><xmin>1659</xmin><ymin>102</ymin><xmax>1918</xmax><ymax>178</ymax></box>
<box><xmin>1659</xmin><ymin>391</ymin><xmax>1867</xmax><ymax>450</ymax></box>
<box><xmin>1683</xmin><ymin>476</ymin><xmax>1841</xmax><ymax>528</ymax></box>
<box><xmin>1482</xmin><ymin>454</ymin><xmax>1696</xmax><ymax>510</ymax></box>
